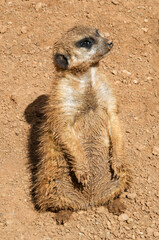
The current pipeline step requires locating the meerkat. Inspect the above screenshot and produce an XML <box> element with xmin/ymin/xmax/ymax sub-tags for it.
<box><xmin>34</xmin><ymin>26</ymin><xmax>131</xmax><ymax>224</ymax></box>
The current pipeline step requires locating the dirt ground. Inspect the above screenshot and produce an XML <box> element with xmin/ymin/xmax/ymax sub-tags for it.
<box><xmin>0</xmin><ymin>0</ymin><xmax>159</xmax><ymax>239</ymax></box>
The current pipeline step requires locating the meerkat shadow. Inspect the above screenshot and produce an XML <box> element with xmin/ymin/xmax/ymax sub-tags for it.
<box><xmin>24</xmin><ymin>94</ymin><xmax>49</xmax><ymax>209</ymax></box>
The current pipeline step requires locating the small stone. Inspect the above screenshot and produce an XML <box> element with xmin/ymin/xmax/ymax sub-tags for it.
<box><xmin>154</xmin><ymin>232</ymin><xmax>159</xmax><ymax>237</ymax></box>
<box><xmin>118</xmin><ymin>213</ymin><xmax>129</xmax><ymax>221</ymax></box>
<box><xmin>99</xmin><ymin>1</ymin><xmax>105</xmax><ymax>5</ymax></box>
<box><xmin>6</xmin><ymin>219</ymin><xmax>13</xmax><ymax>225</ymax></box>
<box><xmin>107</xmin><ymin>221</ymin><xmax>111</xmax><ymax>229</ymax></box>
<box><xmin>111</xmin><ymin>69</ymin><xmax>117</xmax><ymax>75</ymax></box>
<box><xmin>111</xmin><ymin>0</ymin><xmax>119</xmax><ymax>5</ymax></box>
<box><xmin>146</xmin><ymin>227</ymin><xmax>154</xmax><ymax>236</ymax></box>
<box><xmin>10</xmin><ymin>94</ymin><xmax>18</xmax><ymax>104</ymax></box>
<box><xmin>35</xmin><ymin>2</ymin><xmax>43</xmax><ymax>11</ymax></box>
<box><xmin>78</xmin><ymin>210</ymin><xmax>84</xmax><ymax>215</ymax></box>
<box><xmin>32</xmin><ymin>72</ymin><xmax>37</xmax><ymax>78</ymax></box>
<box><xmin>134</xmin><ymin>116</ymin><xmax>139</xmax><ymax>121</ymax></box>
<box><xmin>142</xmin><ymin>27</ymin><xmax>148</xmax><ymax>32</ymax></box>
<box><xmin>94</xmin><ymin>235</ymin><xmax>101</xmax><ymax>240</ymax></box>
<box><xmin>143</xmin><ymin>52</ymin><xmax>148</xmax><ymax>57</ymax></box>
<box><xmin>122</xmin><ymin>70</ymin><xmax>131</xmax><ymax>76</ymax></box>
<box><xmin>133</xmin><ymin>79</ymin><xmax>138</xmax><ymax>84</ymax></box>
<box><xmin>147</xmin><ymin>177</ymin><xmax>152</xmax><ymax>183</ymax></box>
<box><xmin>0</xmin><ymin>26</ymin><xmax>7</xmax><ymax>34</ymax></box>
<box><xmin>103</xmin><ymin>32</ymin><xmax>110</xmax><ymax>38</ymax></box>
<box><xmin>152</xmin><ymin>146</ymin><xmax>159</xmax><ymax>156</ymax></box>
<box><xmin>126</xmin><ymin>192</ymin><xmax>137</xmax><ymax>200</ymax></box>
<box><xmin>124</xmin><ymin>226</ymin><xmax>130</xmax><ymax>230</ymax></box>
<box><xmin>144</xmin><ymin>19</ymin><xmax>148</xmax><ymax>23</ymax></box>
<box><xmin>21</xmin><ymin>26</ymin><xmax>27</xmax><ymax>34</ymax></box>
<box><xmin>96</xmin><ymin>206</ymin><xmax>106</xmax><ymax>214</ymax></box>
<box><xmin>146</xmin><ymin>76</ymin><xmax>153</xmax><ymax>82</ymax></box>
<box><xmin>115</xmin><ymin>80</ymin><xmax>121</xmax><ymax>85</ymax></box>
<box><xmin>105</xmin><ymin>231</ymin><xmax>110</xmax><ymax>239</ymax></box>
<box><xmin>127</xmin><ymin>218</ymin><xmax>133</xmax><ymax>223</ymax></box>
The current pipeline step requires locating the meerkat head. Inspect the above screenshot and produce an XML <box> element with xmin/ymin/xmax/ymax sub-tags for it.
<box><xmin>54</xmin><ymin>26</ymin><xmax>113</xmax><ymax>71</ymax></box>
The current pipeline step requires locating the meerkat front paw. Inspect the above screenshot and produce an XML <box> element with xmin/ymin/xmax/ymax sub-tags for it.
<box><xmin>74</xmin><ymin>165</ymin><xmax>89</xmax><ymax>186</ymax></box>
<box><xmin>112</xmin><ymin>160</ymin><xmax>128</xmax><ymax>178</ymax></box>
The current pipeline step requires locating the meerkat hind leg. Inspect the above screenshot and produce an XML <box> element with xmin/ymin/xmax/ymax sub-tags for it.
<box><xmin>35</xmin><ymin>144</ymin><xmax>88</xmax><ymax>213</ymax></box>
<box><xmin>92</xmin><ymin>177</ymin><xmax>126</xmax><ymax>215</ymax></box>
<box><xmin>107</xmin><ymin>198</ymin><xmax>126</xmax><ymax>215</ymax></box>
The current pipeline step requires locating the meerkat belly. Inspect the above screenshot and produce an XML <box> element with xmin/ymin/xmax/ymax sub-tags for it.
<box><xmin>74</xmin><ymin>107</ymin><xmax>112</xmax><ymax>193</ymax></box>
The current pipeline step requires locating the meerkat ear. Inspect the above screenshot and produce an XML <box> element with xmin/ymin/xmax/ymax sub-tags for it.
<box><xmin>54</xmin><ymin>53</ymin><xmax>69</xmax><ymax>70</ymax></box>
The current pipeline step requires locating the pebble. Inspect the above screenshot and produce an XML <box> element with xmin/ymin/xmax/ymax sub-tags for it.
<box><xmin>127</xmin><ymin>218</ymin><xmax>133</xmax><ymax>224</ymax></box>
<box><xmin>0</xmin><ymin>25</ymin><xmax>7</xmax><ymax>34</ymax></box>
<box><xmin>154</xmin><ymin>232</ymin><xmax>159</xmax><ymax>237</ymax></box>
<box><xmin>146</xmin><ymin>227</ymin><xmax>154</xmax><ymax>236</ymax></box>
<box><xmin>6</xmin><ymin>219</ymin><xmax>13</xmax><ymax>225</ymax></box>
<box><xmin>118</xmin><ymin>213</ymin><xmax>129</xmax><ymax>221</ymax></box>
<box><xmin>122</xmin><ymin>70</ymin><xmax>131</xmax><ymax>76</ymax></box>
<box><xmin>146</xmin><ymin>76</ymin><xmax>153</xmax><ymax>82</ymax></box>
<box><xmin>78</xmin><ymin>210</ymin><xmax>84</xmax><ymax>215</ymax></box>
<box><xmin>99</xmin><ymin>1</ymin><xmax>105</xmax><ymax>5</ymax></box>
<box><xmin>21</xmin><ymin>26</ymin><xmax>27</xmax><ymax>34</ymax></box>
<box><xmin>35</xmin><ymin>2</ymin><xmax>46</xmax><ymax>11</ymax></box>
<box><xmin>142</xmin><ymin>27</ymin><xmax>148</xmax><ymax>32</ymax></box>
<box><xmin>144</xmin><ymin>18</ymin><xmax>148</xmax><ymax>23</ymax></box>
<box><xmin>10</xmin><ymin>94</ymin><xmax>18</xmax><ymax>104</ymax></box>
<box><xmin>107</xmin><ymin>221</ymin><xmax>111</xmax><ymax>229</ymax></box>
<box><xmin>133</xmin><ymin>79</ymin><xmax>138</xmax><ymax>84</ymax></box>
<box><xmin>94</xmin><ymin>235</ymin><xmax>101</xmax><ymax>240</ymax></box>
<box><xmin>96</xmin><ymin>206</ymin><xmax>106</xmax><ymax>214</ymax></box>
<box><xmin>32</xmin><ymin>72</ymin><xmax>38</xmax><ymax>78</ymax></box>
<box><xmin>105</xmin><ymin>232</ymin><xmax>110</xmax><ymax>239</ymax></box>
<box><xmin>111</xmin><ymin>0</ymin><xmax>119</xmax><ymax>5</ymax></box>
<box><xmin>111</xmin><ymin>69</ymin><xmax>117</xmax><ymax>75</ymax></box>
<box><xmin>103</xmin><ymin>32</ymin><xmax>110</xmax><ymax>38</ymax></box>
<box><xmin>35</xmin><ymin>2</ymin><xmax>43</xmax><ymax>11</ymax></box>
<box><xmin>152</xmin><ymin>146</ymin><xmax>159</xmax><ymax>156</ymax></box>
<box><xmin>126</xmin><ymin>192</ymin><xmax>137</xmax><ymax>200</ymax></box>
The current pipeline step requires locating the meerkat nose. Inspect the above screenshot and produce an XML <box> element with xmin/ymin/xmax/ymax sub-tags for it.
<box><xmin>107</xmin><ymin>40</ymin><xmax>113</xmax><ymax>49</ymax></box>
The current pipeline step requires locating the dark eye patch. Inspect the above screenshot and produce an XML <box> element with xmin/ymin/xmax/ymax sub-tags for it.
<box><xmin>75</xmin><ymin>37</ymin><xmax>95</xmax><ymax>49</ymax></box>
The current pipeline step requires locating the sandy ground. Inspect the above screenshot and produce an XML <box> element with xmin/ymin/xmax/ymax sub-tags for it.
<box><xmin>0</xmin><ymin>0</ymin><xmax>159</xmax><ymax>239</ymax></box>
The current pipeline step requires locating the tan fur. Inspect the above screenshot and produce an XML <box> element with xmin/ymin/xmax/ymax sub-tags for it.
<box><xmin>34</xmin><ymin>26</ymin><xmax>131</xmax><ymax>216</ymax></box>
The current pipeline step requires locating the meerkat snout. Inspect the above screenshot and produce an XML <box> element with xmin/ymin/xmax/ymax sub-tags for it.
<box><xmin>54</xmin><ymin>26</ymin><xmax>113</xmax><ymax>71</ymax></box>
<box><xmin>106</xmin><ymin>39</ymin><xmax>113</xmax><ymax>49</ymax></box>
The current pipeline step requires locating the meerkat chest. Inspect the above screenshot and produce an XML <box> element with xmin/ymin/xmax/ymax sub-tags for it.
<box><xmin>58</xmin><ymin>77</ymin><xmax>113</xmax><ymax>117</ymax></box>
<box><xmin>59</xmin><ymin>81</ymin><xmax>97</xmax><ymax>115</ymax></box>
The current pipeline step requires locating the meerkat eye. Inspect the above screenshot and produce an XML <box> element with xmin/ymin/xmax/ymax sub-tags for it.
<box><xmin>75</xmin><ymin>37</ymin><xmax>95</xmax><ymax>49</ymax></box>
